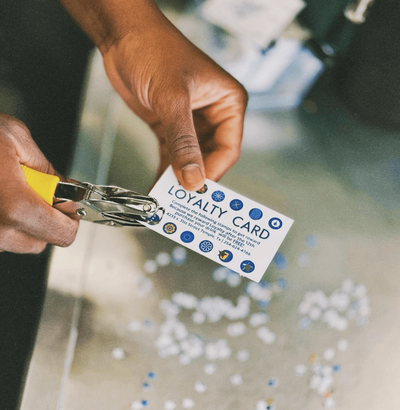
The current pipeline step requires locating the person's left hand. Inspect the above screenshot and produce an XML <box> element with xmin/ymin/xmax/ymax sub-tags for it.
<box><xmin>101</xmin><ymin>13</ymin><xmax>248</xmax><ymax>191</ymax></box>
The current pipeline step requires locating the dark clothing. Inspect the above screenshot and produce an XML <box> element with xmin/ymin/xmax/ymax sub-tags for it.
<box><xmin>0</xmin><ymin>1</ymin><xmax>91</xmax><ymax>408</ymax></box>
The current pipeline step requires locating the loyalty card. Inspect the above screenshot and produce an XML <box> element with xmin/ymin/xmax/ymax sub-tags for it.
<box><xmin>143</xmin><ymin>167</ymin><xmax>293</xmax><ymax>282</ymax></box>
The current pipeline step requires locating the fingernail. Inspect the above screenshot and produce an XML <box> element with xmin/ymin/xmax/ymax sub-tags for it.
<box><xmin>182</xmin><ymin>164</ymin><xmax>203</xmax><ymax>189</ymax></box>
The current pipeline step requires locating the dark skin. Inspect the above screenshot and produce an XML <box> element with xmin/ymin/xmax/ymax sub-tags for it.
<box><xmin>0</xmin><ymin>0</ymin><xmax>247</xmax><ymax>254</ymax></box>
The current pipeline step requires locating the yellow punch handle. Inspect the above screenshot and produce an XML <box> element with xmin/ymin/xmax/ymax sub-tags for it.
<box><xmin>21</xmin><ymin>165</ymin><xmax>60</xmax><ymax>205</ymax></box>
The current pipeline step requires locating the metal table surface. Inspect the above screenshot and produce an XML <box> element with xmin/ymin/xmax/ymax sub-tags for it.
<box><xmin>21</xmin><ymin>12</ymin><xmax>400</xmax><ymax>410</ymax></box>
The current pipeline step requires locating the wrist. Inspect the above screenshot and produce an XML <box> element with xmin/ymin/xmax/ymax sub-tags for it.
<box><xmin>59</xmin><ymin>0</ymin><xmax>168</xmax><ymax>54</ymax></box>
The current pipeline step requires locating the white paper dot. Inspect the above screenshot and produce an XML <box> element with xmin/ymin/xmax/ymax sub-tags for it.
<box><xmin>323</xmin><ymin>348</ymin><xmax>336</xmax><ymax>361</ymax></box>
<box><xmin>136</xmin><ymin>276</ymin><xmax>153</xmax><ymax>296</ymax></box>
<box><xmin>111</xmin><ymin>347</ymin><xmax>125</xmax><ymax>360</ymax></box>
<box><xmin>353</xmin><ymin>284</ymin><xmax>367</xmax><ymax>298</ymax></box>
<box><xmin>227</xmin><ymin>322</ymin><xmax>247</xmax><ymax>337</ymax></box>
<box><xmin>236</xmin><ymin>349</ymin><xmax>250</xmax><ymax>362</ymax></box>
<box><xmin>143</xmin><ymin>260</ymin><xmax>158</xmax><ymax>274</ymax></box>
<box><xmin>182</xmin><ymin>398</ymin><xmax>195</xmax><ymax>408</ymax></box>
<box><xmin>249</xmin><ymin>312</ymin><xmax>269</xmax><ymax>327</ymax></box>
<box><xmin>194</xmin><ymin>381</ymin><xmax>207</xmax><ymax>393</ymax></box>
<box><xmin>156</xmin><ymin>252</ymin><xmax>171</xmax><ymax>266</ymax></box>
<box><xmin>226</xmin><ymin>272</ymin><xmax>241</xmax><ymax>287</ymax></box>
<box><xmin>295</xmin><ymin>364</ymin><xmax>307</xmax><ymax>376</ymax></box>
<box><xmin>204</xmin><ymin>363</ymin><xmax>217</xmax><ymax>375</ymax></box>
<box><xmin>297</xmin><ymin>252</ymin><xmax>310</xmax><ymax>267</ymax></box>
<box><xmin>179</xmin><ymin>354</ymin><xmax>192</xmax><ymax>366</ymax></box>
<box><xmin>256</xmin><ymin>326</ymin><xmax>276</xmax><ymax>344</ymax></box>
<box><xmin>309</xmin><ymin>307</ymin><xmax>322</xmax><ymax>320</ymax></box>
<box><xmin>128</xmin><ymin>320</ymin><xmax>141</xmax><ymax>332</ymax></box>
<box><xmin>164</xmin><ymin>400</ymin><xmax>177</xmax><ymax>410</ymax></box>
<box><xmin>130</xmin><ymin>401</ymin><xmax>143</xmax><ymax>410</ymax></box>
<box><xmin>172</xmin><ymin>246</ymin><xmax>187</xmax><ymax>265</ymax></box>
<box><xmin>337</xmin><ymin>339</ymin><xmax>349</xmax><ymax>351</ymax></box>
<box><xmin>324</xmin><ymin>397</ymin><xmax>336</xmax><ymax>409</ymax></box>
<box><xmin>212</xmin><ymin>267</ymin><xmax>229</xmax><ymax>282</ymax></box>
<box><xmin>172</xmin><ymin>293</ymin><xmax>198</xmax><ymax>309</ymax></box>
<box><xmin>256</xmin><ymin>400</ymin><xmax>268</xmax><ymax>410</ymax></box>
<box><xmin>309</xmin><ymin>374</ymin><xmax>322</xmax><ymax>390</ymax></box>
<box><xmin>192</xmin><ymin>311</ymin><xmax>206</xmax><ymax>324</ymax></box>
<box><xmin>230</xmin><ymin>374</ymin><xmax>243</xmax><ymax>385</ymax></box>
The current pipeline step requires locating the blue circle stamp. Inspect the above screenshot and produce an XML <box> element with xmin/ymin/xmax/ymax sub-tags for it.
<box><xmin>230</xmin><ymin>199</ymin><xmax>243</xmax><ymax>211</ymax></box>
<box><xmin>211</xmin><ymin>190</ymin><xmax>225</xmax><ymax>202</ymax></box>
<box><xmin>249</xmin><ymin>208</ymin><xmax>263</xmax><ymax>220</ymax></box>
<box><xmin>218</xmin><ymin>250</ymin><xmax>233</xmax><ymax>262</ymax></box>
<box><xmin>199</xmin><ymin>240</ymin><xmax>213</xmax><ymax>253</ymax></box>
<box><xmin>180</xmin><ymin>231</ymin><xmax>195</xmax><ymax>243</ymax></box>
<box><xmin>163</xmin><ymin>222</ymin><xmax>177</xmax><ymax>235</ymax></box>
<box><xmin>240</xmin><ymin>260</ymin><xmax>255</xmax><ymax>273</ymax></box>
<box><xmin>268</xmin><ymin>217</ymin><xmax>282</xmax><ymax>230</ymax></box>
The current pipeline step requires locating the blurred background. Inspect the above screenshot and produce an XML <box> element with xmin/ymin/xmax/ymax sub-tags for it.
<box><xmin>1</xmin><ymin>0</ymin><xmax>400</xmax><ymax>409</ymax></box>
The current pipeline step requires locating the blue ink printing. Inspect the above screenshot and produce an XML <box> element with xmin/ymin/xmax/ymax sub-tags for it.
<box><xmin>218</xmin><ymin>250</ymin><xmax>233</xmax><ymax>262</ymax></box>
<box><xmin>230</xmin><ymin>199</ymin><xmax>243</xmax><ymax>210</ymax></box>
<box><xmin>199</xmin><ymin>240</ymin><xmax>213</xmax><ymax>253</ymax></box>
<box><xmin>249</xmin><ymin>208</ymin><xmax>263</xmax><ymax>220</ymax></box>
<box><xmin>240</xmin><ymin>260</ymin><xmax>255</xmax><ymax>273</ymax></box>
<box><xmin>268</xmin><ymin>217</ymin><xmax>282</xmax><ymax>230</ymax></box>
<box><xmin>211</xmin><ymin>190</ymin><xmax>225</xmax><ymax>202</ymax></box>
<box><xmin>180</xmin><ymin>231</ymin><xmax>195</xmax><ymax>243</ymax></box>
<box><xmin>163</xmin><ymin>222</ymin><xmax>177</xmax><ymax>234</ymax></box>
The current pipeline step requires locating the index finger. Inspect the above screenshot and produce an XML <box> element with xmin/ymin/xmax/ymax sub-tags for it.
<box><xmin>197</xmin><ymin>93</ymin><xmax>247</xmax><ymax>181</ymax></box>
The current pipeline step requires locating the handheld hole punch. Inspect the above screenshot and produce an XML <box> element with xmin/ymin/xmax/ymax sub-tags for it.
<box><xmin>21</xmin><ymin>165</ymin><xmax>165</xmax><ymax>227</ymax></box>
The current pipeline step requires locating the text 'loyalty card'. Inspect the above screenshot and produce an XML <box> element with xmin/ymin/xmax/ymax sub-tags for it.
<box><xmin>144</xmin><ymin>167</ymin><xmax>293</xmax><ymax>282</ymax></box>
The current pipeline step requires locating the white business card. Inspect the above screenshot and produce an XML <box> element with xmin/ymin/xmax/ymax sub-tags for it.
<box><xmin>143</xmin><ymin>167</ymin><xmax>293</xmax><ymax>282</ymax></box>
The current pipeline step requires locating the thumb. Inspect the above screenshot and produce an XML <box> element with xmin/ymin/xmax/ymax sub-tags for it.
<box><xmin>155</xmin><ymin>91</ymin><xmax>206</xmax><ymax>192</ymax></box>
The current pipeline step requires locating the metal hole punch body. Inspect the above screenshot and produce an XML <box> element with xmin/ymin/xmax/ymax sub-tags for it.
<box><xmin>54</xmin><ymin>181</ymin><xmax>165</xmax><ymax>227</ymax></box>
<box><xmin>21</xmin><ymin>165</ymin><xmax>165</xmax><ymax>227</ymax></box>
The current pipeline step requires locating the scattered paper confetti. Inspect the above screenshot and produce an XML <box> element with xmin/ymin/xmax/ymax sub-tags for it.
<box><xmin>172</xmin><ymin>246</ymin><xmax>187</xmax><ymax>265</ymax></box>
<box><xmin>267</xmin><ymin>377</ymin><xmax>279</xmax><ymax>388</ymax></box>
<box><xmin>230</xmin><ymin>374</ymin><xmax>243</xmax><ymax>385</ymax></box>
<box><xmin>236</xmin><ymin>349</ymin><xmax>250</xmax><ymax>362</ymax></box>
<box><xmin>164</xmin><ymin>400</ymin><xmax>177</xmax><ymax>409</ymax></box>
<box><xmin>298</xmin><ymin>281</ymin><xmax>370</xmax><ymax>331</ymax></box>
<box><xmin>128</xmin><ymin>320</ymin><xmax>141</xmax><ymax>332</ymax></box>
<box><xmin>256</xmin><ymin>327</ymin><xmax>276</xmax><ymax>344</ymax></box>
<box><xmin>227</xmin><ymin>322</ymin><xmax>247</xmax><ymax>337</ymax></box>
<box><xmin>295</xmin><ymin>364</ymin><xmax>307</xmax><ymax>377</ymax></box>
<box><xmin>111</xmin><ymin>347</ymin><xmax>125</xmax><ymax>360</ymax></box>
<box><xmin>194</xmin><ymin>381</ymin><xmax>207</xmax><ymax>393</ymax></box>
<box><xmin>204</xmin><ymin>363</ymin><xmax>217</xmax><ymax>375</ymax></box>
<box><xmin>143</xmin><ymin>260</ymin><xmax>158</xmax><ymax>274</ymax></box>
<box><xmin>182</xmin><ymin>398</ymin><xmax>195</xmax><ymax>408</ymax></box>
<box><xmin>156</xmin><ymin>252</ymin><xmax>171</xmax><ymax>266</ymax></box>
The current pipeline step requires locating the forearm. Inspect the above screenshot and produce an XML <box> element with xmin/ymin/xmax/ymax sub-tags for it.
<box><xmin>58</xmin><ymin>0</ymin><xmax>168</xmax><ymax>53</ymax></box>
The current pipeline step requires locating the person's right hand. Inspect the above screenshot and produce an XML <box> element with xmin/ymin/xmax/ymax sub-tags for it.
<box><xmin>0</xmin><ymin>113</ymin><xmax>79</xmax><ymax>253</ymax></box>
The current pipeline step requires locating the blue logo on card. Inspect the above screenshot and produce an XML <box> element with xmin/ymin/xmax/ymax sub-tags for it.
<box><xmin>230</xmin><ymin>199</ymin><xmax>243</xmax><ymax>211</ymax></box>
<box><xmin>199</xmin><ymin>240</ymin><xmax>213</xmax><ymax>253</ymax></box>
<box><xmin>240</xmin><ymin>260</ymin><xmax>255</xmax><ymax>273</ymax></box>
<box><xmin>268</xmin><ymin>217</ymin><xmax>283</xmax><ymax>230</ymax></box>
<box><xmin>211</xmin><ymin>190</ymin><xmax>225</xmax><ymax>202</ymax></box>
<box><xmin>218</xmin><ymin>250</ymin><xmax>233</xmax><ymax>262</ymax></box>
<box><xmin>249</xmin><ymin>208</ymin><xmax>263</xmax><ymax>220</ymax></box>
<box><xmin>163</xmin><ymin>222</ymin><xmax>177</xmax><ymax>235</ymax></box>
<box><xmin>180</xmin><ymin>231</ymin><xmax>195</xmax><ymax>243</ymax></box>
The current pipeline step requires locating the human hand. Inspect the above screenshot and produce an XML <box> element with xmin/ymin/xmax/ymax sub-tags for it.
<box><xmin>0</xmin><ymin>113</ymin><xmax>79</xmax><ymax>253</ymax></box>
<box><xmin>100</xmin><ymin>8</ymin><xmax>248</xmax><ymax>191</ymax></box>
